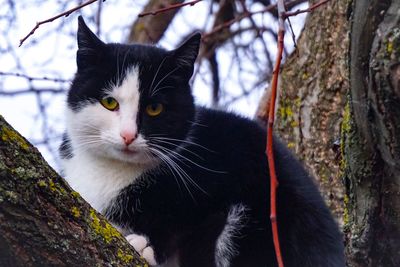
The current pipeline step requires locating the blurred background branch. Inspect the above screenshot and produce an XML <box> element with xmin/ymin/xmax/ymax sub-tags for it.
<box><xmin>0</xmin><ymin>0</ymin><xmax>307</xmax><ymax>170</ymax></box>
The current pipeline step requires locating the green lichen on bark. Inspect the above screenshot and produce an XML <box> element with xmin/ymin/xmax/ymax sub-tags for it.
<box><xmin>0</xmin><ymin>115</ymin><xmax>147</xmax><ymax>266</ymax></box>
<box><xmin>384</xmin><ymin>27</ymin><xmax>400</xmax><ymax>58</ymax></box>
<box><xmin>88</xmin><ymin>208</ymin><xmax>123</xmax><ymax>244</ymax></box>
<box><xmin>275</xmin><ymin>0</ymin><xmax>350</xmax><ymax>222</ymax></box>
<box><xmin>339</xmin><ymin>97</ymin><xmax>358</xmax><ymax>231</ymax></box>
<box><xmin>1</xmin><ymin>120</ymin><xmax>30</xmax><ymax>151</ymax></box>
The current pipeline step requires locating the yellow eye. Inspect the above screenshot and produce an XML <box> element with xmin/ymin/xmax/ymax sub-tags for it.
<box><xmin>100</xmin><ymin>97</ymin><xmax>119</xmax><ymax>111</ymax></box>
<box><xmin>146</xmin><ymin>103</ymin><xmax>163</xmax><ymax>117</ymax></box>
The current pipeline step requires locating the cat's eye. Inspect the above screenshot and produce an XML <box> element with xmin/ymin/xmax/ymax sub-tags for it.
<box><xmin>100</xmin><ymin>97</ymin><xmax>119</xmax><ymax>111</ymax></box>
<box><xmin>146</xmin><ymin>103</ymin><xmax>163</xmax><ymax>117</ymax></box>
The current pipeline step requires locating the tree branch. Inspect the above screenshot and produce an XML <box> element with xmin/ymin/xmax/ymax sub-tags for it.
<box><xmin>138</xmin><ymin>0</ymin><xmax>203</xmax><ymax>17</ymax></box>
<box><xmin>128</xmin><ymin>0</ymin><xmax>185</xmax><ymax>43</ymax></box>
<box><xmin>0</xmin><ymin>71</ymin><xmax>70</xmax><ymax>83</ymax></box>
<box><xmin>0</xmin><ymin>116</ymin><xmax>146</xmax><ymax>266</ymax></box>
<box><xmin>19</xmin><ymin>0</ymin><xmax>102</xmax><ymax>47</ymax></box>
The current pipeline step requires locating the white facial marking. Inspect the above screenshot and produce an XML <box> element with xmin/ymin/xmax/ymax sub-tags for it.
<box><xmin>65</xmin><ymin>66</ymin><xmax>152</xmax><ymax>164</ymax></box>
<box><xmin>215</xmin><ymin>204</ymin><xmax>247</xmax><ymax>267</ymax></box>
<box><xmin>112</xmin><ymin>67</ymin><xmax>140</xmax><ymax>144</ymax></box>
<box><xmin>63</xmin><ymin>66</ymin><xmax>158</xmax><ymax>212</ymax></box>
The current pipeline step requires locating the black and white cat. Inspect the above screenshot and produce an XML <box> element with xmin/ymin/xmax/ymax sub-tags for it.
<box><xmin>60</xmin><ymin>16</ymin><xmax>345</xmax><ymax>267</ymax></box>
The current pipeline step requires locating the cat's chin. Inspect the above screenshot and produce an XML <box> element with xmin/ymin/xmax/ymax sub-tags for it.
<box><xmin>107</xmin><ymin>148</ymin><xmax>157</xmax><ymax>166</ymax></box>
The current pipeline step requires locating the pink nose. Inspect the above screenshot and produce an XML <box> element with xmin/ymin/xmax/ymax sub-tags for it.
<box><xmin>120</xmin><ymin>131</ymin><xmax>137</xmax><ymax>145</ymax></box>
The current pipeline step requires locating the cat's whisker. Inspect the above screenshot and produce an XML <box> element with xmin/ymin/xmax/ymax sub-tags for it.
<box><xmin>150</xmin><ymin>67</ymin><xmax>179</xmax><ymax>97</ymax></box>
<box><xmin>148</xmin><ymin>147</ymin><xmax>195</xmax><ymax>200</ymax></box>
<box><xmin>149</xmin><ymin>136</ymin><xmax>215</xmax><ymax>153</ymax></box>
<box><xmin>149</xmin><ymin>57</ymin><xmax>167</xmax><ymax>96</ymax></box>
<box><xmin>121</xmin><ymin>48</ymin><xmax>131</xmax><ymax>82</ymax></box>
<box><xmin>150</xmin><ymin>143</ymin><xmax>224</xmax><ymax>175</ymax></box>
<box><xmin>148</xmin><ymin>138</ymin><xmax>204</xmax><ymax>160</ymax></box>
<box><xmin>72</xmin><ymin>141</ymin><xmax>103</xmax><ymax>150</ymax></box>
<box><xmin>187</xmin><ymin>119</ymin><xmax>209</xmax><ymax>128</ymax></box>
<box><xmin>149</xmin><ymin>146</ymin><xmax>198</xmax><ymax>198</ymax></box>
<box><xmin>151</xmin><ymin>85</ymin><xmax>175</xmax><ymax>96</ymax></box>
<box><xmin>149</xmin><ymin>144</ymin><xmax>209</xmax><ymax>196</ymax></box>
<box><xmin>116</xmin><ymin>46</ymin><xmax>121</xmax><ymax>88</ymax></box>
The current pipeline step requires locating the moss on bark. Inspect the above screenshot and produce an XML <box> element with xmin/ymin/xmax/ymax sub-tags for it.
<box><xmin>0</xmin><ymin>115</ymin><xmax>147</xmax><ymax>267</ymax></box>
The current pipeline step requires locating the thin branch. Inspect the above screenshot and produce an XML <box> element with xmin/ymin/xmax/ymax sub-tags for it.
<box><xmin>202</xmin><ymin>0</ymin><xmax>305</xmax><ymax>42</ymax></box>
<box><xmin>286</xmin><ymin>17</ymin><xmax>298</xmax><ymax>53</ymax></box>
<box><xmin>266</xmin><ymin>0</ymin><xmax>286</xmax><ymax>265</ymax></box>
<box><xmin>264</xmin><ymin>1</ymin><xmax>332</xmax><ymax>267</ymax></box>
<box><xmin>96</xmin><ymin>0</ymin><xmax>103</xmax><ymax>36</ymax></box>
<box><xmin>0</xmin><ymin>88</ymin><xmax>66</xmax><ymax>96</ymax></box>
<box><xmin>284</xmin><ymin>0</ymin><xmax>330</xmax><ymax>17</ymax></box>
<box><xmin>19</xmin><ymin>0</ymin><xmax>103</xmax><ymax>47</ymax></box>
<box><xmin>138</xmin><ymin>0</ymin><xmax>203</xmax><ymax>17</ymax></box>
<box><xmin>0</xmin><ymin>71</ymin><xmax>70</xmax><ymax>83</ymax></box>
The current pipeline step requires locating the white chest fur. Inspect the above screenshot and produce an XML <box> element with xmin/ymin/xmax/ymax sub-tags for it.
<box><xmin>62</xmin><ymin>152</ymin><xmax>146</xmax><ymax>213</ymax></box>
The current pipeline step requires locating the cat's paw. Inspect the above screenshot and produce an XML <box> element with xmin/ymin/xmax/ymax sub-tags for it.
<box><xmin>125</xmin><ymin>233</ymin><xmax>158</xmax><ymax>266</ymax></box>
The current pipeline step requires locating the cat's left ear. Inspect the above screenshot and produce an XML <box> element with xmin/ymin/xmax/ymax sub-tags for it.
<box><xmin>171</xmin><ymin>32</ymin><xmax>201</xmax><ymax>74</ymax></box>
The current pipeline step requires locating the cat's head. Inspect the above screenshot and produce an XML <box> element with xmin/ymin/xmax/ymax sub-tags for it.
<box><xmin>65</xmin><ymin>16</ymin><xmax>200</xmax><ymax>165</ymax></box>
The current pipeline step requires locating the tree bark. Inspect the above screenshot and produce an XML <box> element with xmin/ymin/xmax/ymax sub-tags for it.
<box><xmin>0</xmin><ymin>116</ymin><xmax>146</xmax><ymax>266</ymax></box>
<box><xmin>256</xmin><ymin>0</ymin><xmax>400</xmax><ymax>265</ymax></box>
<box><xmin>128</xmin><ymin>0</ymin><xmax>184</xmax><ymax>43</ymax></box>
<box><xmin>257</xmin><ymin>0</ymin><xmax>350</xmax><ymax>221</ymax></box>
<box><xmin>344</xmin><ymin>0</ymin><xmax>400</xmax><ymax>266</ymax></box>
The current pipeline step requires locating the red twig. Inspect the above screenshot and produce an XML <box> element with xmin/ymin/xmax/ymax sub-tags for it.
<box><xmin>266</xmin><ymin>0</ymin><xmax>286</xmax><ymax>265</ymax></box>
<box><xmin>266</xmin><ymin>1</ymin><xmax>331</xmax><ymax>266</ymax></box>
<box><xmin>19</xmin><ymin>0</ymin><xmax>101</xmax><ymax>47</ymax></box>
<box><xmin>138</xmin><ymin>0</ymin><xmax>203</xmax><ymax>17</ymax></box>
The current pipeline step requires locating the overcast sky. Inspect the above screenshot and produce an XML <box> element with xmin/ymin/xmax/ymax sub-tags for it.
<box><xmin>0</xmin><ymin>0</ymin><xmax>307</xmax><ymax>170</ymax></box>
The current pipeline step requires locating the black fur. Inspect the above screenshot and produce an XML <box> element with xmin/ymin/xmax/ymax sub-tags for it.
<box><xmin>65</xmin><ymin>17</ymin><xmax>345</xmax><ymax>267</ymax></box>
<box><xmin>59</xmin><ymin>133</ymin><xmax>73</xmax><ymax>159</ymax></box>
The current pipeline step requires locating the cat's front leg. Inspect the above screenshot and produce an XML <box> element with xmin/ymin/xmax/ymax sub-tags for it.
<box><xmin>126</xmin><ymin>233</ymin><xmax>158</xmax><ymax>266</ymax></box>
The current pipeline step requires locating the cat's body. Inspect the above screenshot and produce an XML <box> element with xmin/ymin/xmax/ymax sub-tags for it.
<box><xmin>61</xmin><ymin>17</ymin><xmax>345</xmax><ymax>267</ymax></box>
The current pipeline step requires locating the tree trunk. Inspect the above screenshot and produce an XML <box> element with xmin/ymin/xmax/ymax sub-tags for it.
<box><xmin>257</xmin><ymin>0</ymin><xmax>400</xmax><ymax>266</ymax></box>
<box><xmin>0</xmin><ymin>116</ymin><xmax>146</xmax><ymax>266</ymax></box>
<box><xmin>257</xmin><ymin>0</ymin><xmax>350</xmax><ymax>221</ymax></box>
<box><xmin>344</xmin><ymin>0</ymin><xmax>400</xmax><ymax>266</ymax></box>
<box><xmin>127</xmin><ymin>0</ymin><xmax>184</xmax><ymax>43</ymax></box>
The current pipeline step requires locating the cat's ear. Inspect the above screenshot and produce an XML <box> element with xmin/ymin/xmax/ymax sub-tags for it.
<box><xmin>76</xmin><ymin>16</ymin><xmax>105</xmax><ymax>69</ymax></box>
<box><xmin>171</xmin><ymin>32</ymin><xmax>201</xmax><ymax>73</ymax></box>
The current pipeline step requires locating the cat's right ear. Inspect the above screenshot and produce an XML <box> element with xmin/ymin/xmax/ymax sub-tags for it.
<box><xmin>76</xmin><ymin>16</ymin><xmax>105</xmax><ymax>70</ymax></box>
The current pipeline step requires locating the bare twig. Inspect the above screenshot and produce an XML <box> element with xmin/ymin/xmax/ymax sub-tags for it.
<box><xmin>138</xmin><ymin>0</ymin><xmax>203</xmax><ymax>17</ymax></box>
<box><xmin>19</xmin><ymin>0</ymin><xmax>102</xmax><ymax>47</ymax></box>
<box><xmin>0</xmin><ymin>71</ymin><xmax>70</xmax><ymax>83</ymax></box>
<box><xmin>96</xmin><ymin>0</ymin><xmax>103</xmax><ymax>36</ymax></box>
<box><xmin>0</xmin><ymin>88</ymin><xmax>66</xmax><ymax>96</ymax></box>
<box><xmin>284</xmin><ymin>0</ymin><xmax>330</xmax><ymax>17</ymax></box>
<box><xmin>202</xmin><ymin>0</ymin><xmax>306</xmax><ymax>42</ymax></box>
<box><xmin>264</xmin><ymin>1</ymin><xmax>332</xmax><ymax>266</ymax></box>
<box><xmin>266</xmin><ymin>1</ymin><xmax>286</xmax><ymax>266</ymax></box>
<box><xmin>286</xmin><ymin>17</ymin><xmax>298</xmax><ymax>54</ymax></box>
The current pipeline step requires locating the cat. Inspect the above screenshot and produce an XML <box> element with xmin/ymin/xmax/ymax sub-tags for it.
<box><xmin>60</xmin><ymin>16</ymin><xmax>345</xmax><ymax>267</ymax></box>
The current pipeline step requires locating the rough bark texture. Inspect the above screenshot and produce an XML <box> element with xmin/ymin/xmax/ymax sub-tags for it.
<box><xmin>0</xmin><ymin>116</ymin><xmax>146</xmax><ymax>267</ymax></box>
<box><xmin>257</xmin><ymin>0</ymin><xmax>350</xmax><ymax>221</ymax></box>
<box><xmin>257</xmin><ymin>0</ymin><xmax>399</xmax><ymax>265</ymax></box>
<box><xmin>344</xmin><ymin>0</ymin><xmax>400</xmax><ymax>266</ymax></box>
<box><xmin>128</xmin><ymin>0</ymin><xmax>184</xmax><ymax>43</ymax></box>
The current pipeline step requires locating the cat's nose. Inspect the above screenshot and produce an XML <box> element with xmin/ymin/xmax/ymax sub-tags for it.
<box><xmin>120</xmin><ymin>131</ymin><xmax>137</xmax><ymax>146</ymax></box>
